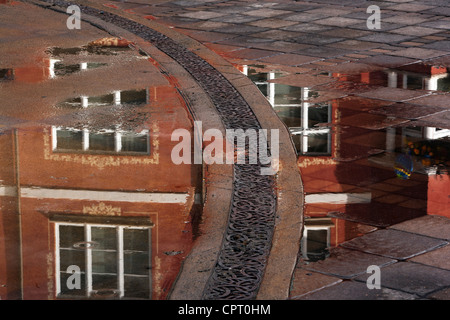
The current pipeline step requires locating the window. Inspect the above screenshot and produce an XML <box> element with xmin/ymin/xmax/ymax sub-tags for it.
<box><xmin>52</xmin><ymin>127</ymin><xmax>150</xmax><ymax>155</ymax></box>
<box><xmin>55</xmin><ymin>222</ymin><xmax>151</xmax><ymax>299</ymax></box>
<box><xmin>301</xmin><ymin>218</ymin><xmax>334</xmax><ymax>262</ymax></box>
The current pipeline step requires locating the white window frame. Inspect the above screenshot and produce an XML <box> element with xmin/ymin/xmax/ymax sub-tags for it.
<box><xmin>54</xmin><ymin>222</ymin><xmax>152</xmax><ymax>299</ymax></box>
<box><xmin>51</xmin><ymin>126</ymin><xmax>150</xmax><ymax>154</ymax></box>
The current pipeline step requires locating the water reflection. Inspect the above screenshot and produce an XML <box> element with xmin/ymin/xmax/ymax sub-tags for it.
<box><xmin>0</xmin><ymin>45</ymin><xmax>202</xmax><ymax>300</ymax></box>
<box><xmin>238</xmin><ymin>62</ymin><xmax>450</xmax><ymax>263</ymax></box>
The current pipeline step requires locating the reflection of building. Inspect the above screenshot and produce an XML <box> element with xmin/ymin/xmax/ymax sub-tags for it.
<box><xmin>0</xmin><ymin>84</ymin><xmax>202</xmax><ymax>300</ymax></box>
<box><xmin>239</xmin><ymin>63</ymin><xmax>450</xmax><ymax>262</ymax></box>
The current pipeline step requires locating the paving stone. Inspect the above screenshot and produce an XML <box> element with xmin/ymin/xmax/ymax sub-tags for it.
<box><xmin>283</xmin><ymin>12</ymin><xmax>328</xmax><ymax>22</ymax></box>
<box><xmin>247</xmin><ymin>40</ymin><xmax>312</xmax><ymax>53</ymax></box>
<box><xmin>247</xmin><ymin>19</ymin><xmax>298</xmax><ymax>29</ymax></box>
<box><xmin>339</xmin><ymin>112</ymin><xmax>409</xmax><ymax>130</ymax></box>
<box><xmin>407</xmin><ymin>94</ymin><xmax>450</xmax><ymax>109</ymax></box>
<box><xmin>314</xmin><ymin>17</ymin><xmax>362</xmax><ymax>27</ymax></box>
<box><xmin>358</xmin><ymin>33</ymin><xmax>415</xmax><ymax>44</ymax></box>
<box><xmin>243</xmin><ymin>8</ymin><xmax>291</xmax><ymax>18</ymax></box>
<box><xmin>427</xmin><ymin>287</ymin><xmax>450</xmax><ymax>300</ymax></box>
<box><xmin>258</xmin><ymin>53</ymin><xmax>321</xmax><ymax>66</ymax></box>
<box><xmin>226</xmin><ymin>48</ymin><xmax>279</xmax><ymax>60</ymax></box>
<box><xmin>298</xmin><ymin>280</ymin><xmax>419</xmax><ymax>300</ymax></box>
<box><xmin>210</xmin><ymin>14</ymin><xmax>262</xmax><ymax>23</ymax></box>
<box><xmin>177</xmin><ymin>10</ymin><xmax>226</xmax><ymax>20</ymax></box>
<box><xmin>289</xmin><ymin>269</ymin><xmax>342</xmax><ymax>299</ymax></box>
<box><xmin>267</xmin><ymin>73</ymin><xmax>335</xmax><ymax>88</ymax></box>
<box><xmin>410</xmin><ymin>244</ymin><xmax>450</xmax><ymax>270</ymax></box>
<box><xmin>369</xmin><ymin>102</ymin><xmax>447</xmax><ymax>120</ymax></box>
<box><xmin>421</xmin><ymin>20</ymin><xmax>450</xmax><ymax>30</ymax></box>
<box><xmin>391</xmin><ymin>26</ymin><xmax>441</xmax><ymax>37</ymax></box>
<box><xmin>294</xmin><ymin>46</ymin><xmax>353</xmax><ymax>58</ymax></box>
<box><xmin>340</xmin><ymin>229</ymin><xmax>447</xmax><ymax>260</ymax></box>
<box><xmin>423</xmin><ymin>40</ymin><xmax>450</xmax><ymax>51</ymax></box>
<box><xmin>383</xmin><ymin>14</ymin><xmax>431</xmax><ymax>25</ymax></box>
<box><xmin>250</xmin><ymin>29</ymin><xmax>301</xmax><ymax>41</ymax></box>
<box><xmin>356</xmin><ymin>87</ymin><xmax>430</xmax><ymax>102</ymax></box>
<box><xmin>388</xmin><ymin>3</ymin><xmax>435</xmax><ymax>12</ymax></box>
<box><xmin>390</xmin><ymin>215</ymin><xmax>450</xmax><ymax>241</ymax></box>
<box><xmin>282</xmin><ymin>23</ymin><xmax>332</xmax><ymax>33</ymax></box>
<box><xmin>354</xmin><ymin>262</ymin><xmax>450</xmax><ymax>297</ymax></box>
<box><xmin>213</xmin><ymin>24</ymin><xmax>268</xmax><ymax>35</ymax></box>
<box><xmin>299</xmin><ymin>247</ymin><xmax>396</xmax><ymax>279</ymax></box>
<box><xmin>319</xmin><ymin>28</ymin><xmax>373</xmax><ymax>39</ymax></box>
<box><xmin>356</xmin><ymin>54</ymin><xmax>419</xmax><ymax>68</ymax></box>
<box><xmin>328</xmin><ymin>40</ymin><xmax>382</xmax><ymax>51</ymax></box>
<box><xmin>288</xmin><ymin>34</ymin><xmax>345</xmax><ymax>45</ymax></box>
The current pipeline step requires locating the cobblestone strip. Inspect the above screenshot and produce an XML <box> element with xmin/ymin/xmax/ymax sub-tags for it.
<box><xmin>37</xmin><ymin>0</ymin><xmax>277</xmax><ymax>300</ymax></box>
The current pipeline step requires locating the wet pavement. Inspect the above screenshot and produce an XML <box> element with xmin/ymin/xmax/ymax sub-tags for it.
<box><xmin>1</xmin><ymin>0</ymin><xmax>450</xmax><ymax>301</ymax></box>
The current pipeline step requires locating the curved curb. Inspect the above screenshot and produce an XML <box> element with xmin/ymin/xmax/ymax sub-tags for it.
<box><xmin>29</xmin><ymin>0</ymin><xmax>304</xmax><ymax>300</ymax></box>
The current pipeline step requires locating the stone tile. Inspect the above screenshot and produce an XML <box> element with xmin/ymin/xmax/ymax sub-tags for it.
<box><xmin>421</xmin><ymin>20</ymin><xmax>450</xmax><ymax>30</ymax></box>
<box><xmin>243</xmin><ymin>8</ymin><xmax>291</xmax><ymax>18</ymax></box>
<box><xmin>294</xmin><ymin>46</ymin><xmax>353</xmax><ymax>58</ymax></box>
<box><xmin>339</xmin><ymin>112</ymin><xmax>409</xmax><ymax>130</ymax></box>
<box><xmin>410</xmin><ymin>110</ymin><xmax>450</xmax><ymax>129</ymax></box>
<box><xmin>388</xmin><ymin>3</ymin><xmax>434</xmax><ymax>12</ymax></box>
<box><xmin>410</xmin><ymin>244</ymin><xmax>450</xmax><ymax>270</ymax></box>
<box><xmin>390</xmin><ymin>215</ymin><xmax>450</xmax><ymax>241</ymax></box>
<box><xmin>289</xmin><ymin>269</ymin><xmax>342</xmax><ymax>299</ymax></box>
<box><xmin>356</xmin><ymin>87</ymin><xmax>430</xmax><ymax>102</ymax></box>
<box><xmin>354</xmin><ymin>262</ymin><xmax>450</xmax><ymax>297</ymax></box>
<box><xmin>304</xmin><ymin>7</ymin><xmax>355</xmax><ymax>16</ymax></box>
<box><xmin>319</xmin><ymin>28</ymin><xmax>373</xmax><ymax>39</ymax></box>
<box><xmin>314</xmin><ymin>17</ymin><xmax>361</xmax><ymax>27</ymax></box>
<box><xmin>391</xmin><ymin>26</ymin><xmax>441</xmax><ymax>37</ymax></box>
<box><xmin>282</xmin><ymin>23</ymin><xmax>332</xmax><ymax>33</ymax></box>
<box><xmin>241</xmin><ymin>40</ymin><xmax>311</xmax><ymax>53</ymax></box>
<box><xmin>340</xmin><ymin>229</ymin><xmax>447</xmax><ymax>260</ymax></box>
<box><xmin>177</xmin><ymin>10</ymin><xmax>226</xmax><ymax>20</ymax></box>
<box><xmin>427</xmin><ymin>287</ymin><xmax>450</xmax><ymax>300</ymax></box>
<box><xmin>288</xmin><ymin>34</ymin><xmax>345</xmax><ymax>45</ymax></box>
<box><xmin>247</xmin><ymin>19</ymin><xmax>298</xmax><ymax>29</ymax></box>
<box><xmin>250</xmin><ymin>29</ymin><xmax>300</xmax><ymax>40</ymax></box>
<box><xmin>226</xmin><ymin>48</ymin><xmax>278</xmax><ymax>60</ymax></box>
<box><xmin>357</xmin><ymin>55</ymin><xmax>419</xmax><ymax>68</ymax></box>
<box><xmin>258</xmin><ymin>53</ymin><xmax>321</xmax><ymax>66</ymax></box>
<box><xmin>358</xmin><ymin>33</ymin><xmax>415</xmax><ymax>44</ymax></box>
<box><xmin>328</xmin><ymin>40</ymin><xmax>381</xmax><ymax>50</ymax></box>
<box><xmin>423</xmin><ymin>40</ymin><xmax>450</xmax><ymax>51</ymax></box>
<box><xmin>407</xmin><ymin>94</ymin><xmax>450</xmax><ymax>109</ymax></box>
<box><xmin>369</xmin><ymin>103</ymin><xmax>447</xmax><ymax>120</ymax></box>
<box><xmin>213</xmin><ymin>24</ymin><xmax>268</xmax><ymax>35</ymax></box>
<box><xmin>283</xmin><ymin>12</ymin><xmax>327</xmax><ymax>22</ymax></box>
<box><xmin>383</xmin><ymin>14</ymin><xmax>430</xmax><ymax>25</ymax></box>
<box><xmin>299</xmin><ymin>247</ymin><xmax>396</xmax><ymax>279</ymax></box>
<box><xmin>210</xmin><ymin>14</ymin><xmax>262</xmax><ymax>24</ymax></box>
<box><xmin>298</xmin><ymin>280</ymin><xmax>418</xmax><ymax>300</ymax></box>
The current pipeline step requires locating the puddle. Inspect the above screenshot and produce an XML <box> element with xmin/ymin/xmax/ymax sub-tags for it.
<box><xmin>0</xmin><ymin>43</ymin><xmax>203</xmax><ymax>300</ymax></box>
<box><xmin>237</xmin><ymin>62</ymin><xmax>450</xmax><ymax>262</ymax></box>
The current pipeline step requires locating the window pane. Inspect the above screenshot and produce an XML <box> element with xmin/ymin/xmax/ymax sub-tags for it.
<box><xmin>307</xmin><ymin>133</ymin><xmax>329</xmax><ymax>154</ymax></box>
<box><xmin>59</xmin><ymin>249</ymin><xmax>85</xmax><ymax>272</ymax></box>
<box><xmin>308</xmin><ymin>105</ymin><xmax>329</xmax><ymax>127</ymax></box>
<box><xmin>274</xmin><ymin>106</ymin><xmax>301</xmax><ymax>128</ymax></box>
<box><xmin>124</xmin><ymin>252</ymin><xmax>150</xmax><ymax>275</ymax></box>
<box><xmin>89</xmin><ymin>132</ymin><xmax>115</xmax><ymax>151</ymax></box>
<box><xmin>120</xmin><ymin>89</ymin><xmax>147</xmax><ymax>105</ymax></box>
<box><xmin>121</xmin><ymin>133</ymin><xmax>148</xmax><ymax>153</ymax></box>
<box><xmin>123</xmin><ymin>229</ymin><xmax>149</xmax><ymax>251</ymax></box>
<box><xmin>124</xmin><ymin>276</ymin><xmax>150</xmax><ymax>299</ymax></box>
<box><xmin>92</xmin><ymin>251</ymin><xmax>117</xmax><ymax>274</ymax></box>
<box><xmin>59</xmin><ymin>225</ymin><xmax>84</xmax><ymax>248</ymax></box>
<box><xmin>91</xmin><ymin>227</ymin><xmax>117</xmax><ymax>250</ymax></box>
<box><xmin>92</xmin><ymin>274</ymin><xmax>117</xmax><ymax>291</ymax></box>
<box><xmin>307</xmin><ymin>229</ymin><xmax>328</xmax><ymax>254</ymax></box>
<box><xmin>274</xmin><ymin>84</ymin><xmax>302</xmax><ymax>106</ymax></box>
<box><xmin>56</xmin><ymin>130</ymin><xmax>83</xmax><ymax>150</ymax></box>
